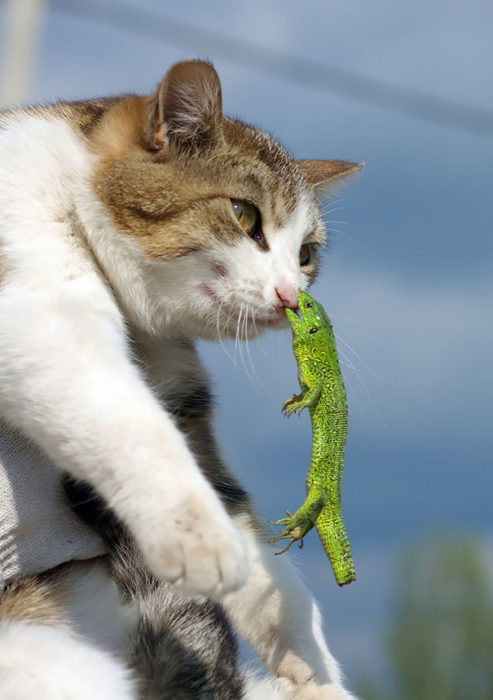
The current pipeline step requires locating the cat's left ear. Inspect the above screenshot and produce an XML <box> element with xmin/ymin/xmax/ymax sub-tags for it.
<box><xmin>145</xmin><ymin>60</ymin><xmax>224</xmax><ymax>155</ymax></box>
<box><xmin>296</xmin><ymin>160</ymin><xmax>363</xmax><ymax>194</ymax></box>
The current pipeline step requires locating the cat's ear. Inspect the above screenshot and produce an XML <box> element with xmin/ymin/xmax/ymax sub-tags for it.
<box><xmin>145</xmin><ymin>60</ymin><xmax>223</xmax><ymax>155</ymax></box>
<box><xmin>297</xmin><ymin>160</ymin><xmax>363</xmax><ymax>193</ymax></box>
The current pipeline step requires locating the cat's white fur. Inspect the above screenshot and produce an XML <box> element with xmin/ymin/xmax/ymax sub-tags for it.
<box><xmin>0</xmin><ymin>114</ymin><xmax>247</xmax><ymax>597</ymax></box>
<box><xmin>0</xmin><ymin>621</ymin><xmax>135</xmax><ymax>700</ymax></box>
<box><xmin>0</xmin><ymin>113</ymin><xmax>355</xmax><ymax>698</ymax></box>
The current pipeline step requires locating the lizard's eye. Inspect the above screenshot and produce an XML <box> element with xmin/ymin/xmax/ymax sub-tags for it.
<box><xmin>305</xmin><ymin>302</ymin><xmax>313</xmax><ymax>309</ymax></box>
<box><xmin>309</xmin><ymin>327</ymin><xmax>318</xmax><ymax>334</ymax></box>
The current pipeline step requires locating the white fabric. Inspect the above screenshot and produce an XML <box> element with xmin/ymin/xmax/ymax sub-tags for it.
<box><xmin>0</xmin><ymin>419</ymin><xmax>106</xmax><ymax>589</ymax></box>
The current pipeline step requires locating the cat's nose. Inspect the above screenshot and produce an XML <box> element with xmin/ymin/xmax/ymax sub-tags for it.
<box><xmin>275</xmin><ymin>284</ymin><xmax>299</xmax><ymax>310</ymax></box>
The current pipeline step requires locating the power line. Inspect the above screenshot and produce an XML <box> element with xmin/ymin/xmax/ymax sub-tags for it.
<box><xmin>50</xmin><ymin>0</ymin><xmax>493</xmax><ymax>138</ymax></box>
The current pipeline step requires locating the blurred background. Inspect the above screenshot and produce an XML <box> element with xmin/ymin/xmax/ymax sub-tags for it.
<box><xmin>1</xmin><ymin>1</ymin><xmax>492</xmax><ymax>696</ymax></box>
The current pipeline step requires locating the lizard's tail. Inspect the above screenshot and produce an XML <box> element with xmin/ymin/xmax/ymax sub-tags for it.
<box><xmin>315</xmin><ymin>503</ymin><xmax>356</xmax><ymax>586</ymax></box>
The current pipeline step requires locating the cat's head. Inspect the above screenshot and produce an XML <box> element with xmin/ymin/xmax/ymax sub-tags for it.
<box><xmin>90</xmin><ymin>60</ymin><xmax>361</xmax><ymax>340</ymax></box>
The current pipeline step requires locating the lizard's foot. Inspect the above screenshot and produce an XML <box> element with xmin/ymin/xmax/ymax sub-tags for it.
<box><xmin>270</xmin><ymin>509</ymin><xmax>294</xmax><ymax>527</ymax></box>
<box><xmin>271</xmin><ymin>532</ymin><xmax>305</xmax><ymax>555</ymax></box>
<box><xmin>270</xmin><ymin>492</ymin><xmax>326</xmax><ymax>555</ymax></box>
<box><xmin>269</xmin><ymin>510</ymin><xmax>313</xmax><ymax>554</ymax></box>
<box><xmin>282</xmin><ymin>394</ymin><xmax>308</xmax><ymax>416</ymax></box>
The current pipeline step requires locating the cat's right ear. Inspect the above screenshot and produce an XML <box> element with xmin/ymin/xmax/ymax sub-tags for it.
<box><xmin>145</xmin><ymin>60</ymin><xmax>224</xmax><ymax>156</ymax></box>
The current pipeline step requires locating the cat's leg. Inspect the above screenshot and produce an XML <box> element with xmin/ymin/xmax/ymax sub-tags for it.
<box><xmin>222</xmin><ymin>514</ymin><xmax>357</xmax><ymax>700</ymax></box>
<box><xmin>0</xmin><ymin>271</ymin><xmax>245</xmax><ymax>597</ymax></box>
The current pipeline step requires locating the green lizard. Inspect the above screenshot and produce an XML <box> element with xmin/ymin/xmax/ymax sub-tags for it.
<box><xmin>272</xmin><ymin>290</ymin><xmax>356</xmax><ymax>587</ymax></box>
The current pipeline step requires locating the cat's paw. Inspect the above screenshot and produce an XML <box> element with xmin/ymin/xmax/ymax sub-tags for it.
<box><xmin>135</xmin><ymin>487</ymin><xmax>248</xmax><ymax>598</ymax></box>
<box><xmin>274</xmin><ymin>651</ymin><xmax>357</xmax><ymax>700</ymax></box>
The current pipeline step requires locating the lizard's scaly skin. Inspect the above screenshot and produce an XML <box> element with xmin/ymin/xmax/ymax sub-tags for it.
<box><xmin>272</xmin><ymin>290</ymin><xmax>355</xmax><ymax>586</ymax></box>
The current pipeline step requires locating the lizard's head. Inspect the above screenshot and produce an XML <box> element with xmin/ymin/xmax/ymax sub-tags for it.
<box><xmin>285</xmin><ymin>291</ymin><xmax>333</xmax><ymax>346</ymax></box>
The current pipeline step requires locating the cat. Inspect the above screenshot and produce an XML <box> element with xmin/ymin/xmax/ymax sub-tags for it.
<box><xmin>0</xmin><ymin>60</ymin><xmax>361</xmax><ymax>699</ymax></box>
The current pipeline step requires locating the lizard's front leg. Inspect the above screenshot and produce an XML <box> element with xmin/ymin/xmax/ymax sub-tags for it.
<box><xmin>283</xmin><ymin>379</ymin><xmax>322</xmax><ymax>416</ymax></box>
<box><xmin>223</xmin><ymin>513</ymin><xmax>356</xmax><ymax>700</ymax></box>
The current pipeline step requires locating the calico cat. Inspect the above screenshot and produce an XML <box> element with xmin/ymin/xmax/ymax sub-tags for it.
<box><xmin>0</xmin><ymin>60</ymin><xmax>361</xmax><ymax>698</ymax></box>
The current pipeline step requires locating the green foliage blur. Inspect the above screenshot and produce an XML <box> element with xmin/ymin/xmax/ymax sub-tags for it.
<box><xmin>358</xmin><ymin>537</ymin><xmax>493</xmax><ymax>700</ymax></box>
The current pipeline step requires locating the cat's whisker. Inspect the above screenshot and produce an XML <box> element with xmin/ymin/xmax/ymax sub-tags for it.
<box><xmin>211</xmin><ymin>287</ymin><xmax>250</xmax><ymax>366</ymax></box>
<box><xmin>236</xmin><ymin>303</ymin><xmax>256</xmax><ymax>385</ymax></box>
<box><xmin>321</xmin><ymin>215</ymin><xmax>355</xmax><ymax>235</ymax></box>
<box><xmin>223</xmin><ymin>293</ymin><xmax>238</xmax><ymax>335</ymax></box>
<box><xmin>242</xmin><ymin>305</ymin><xmax>252</xmax><ymax>354</ymax></box>
<box><xmin>238</xmin><ymin>305</ymin><xmax>250</xmax><ymax>374</ymax></box>
<box><xmin>321</xmin><ymin>194</ymin><xmax>361</xmax><ymax>211</ymax></box>
<box><xmin>335</xmin><ymin>333</ymin><xmax>384</xmax><ymax>381</ymax></box>
<box><xmin>335</xmin><ymin>352</ymin><xmax>356</xmax><ymax>398</ymax></box>
<box><xmin>250</xmin><ymin>305</ymin><xmax>261</xmax><ymax>340</ymax></box>
<box><xmin>243</xmin><ymin>304</ymin><xmax>249</xmax><ymax>341</ymax></box>
<box><xmin>218</xmin><ymin>288</ymin><xmax>238</xmax><ymax>331</ymax></box>
<box><xmin>336</xmin><ymin>344</ymin><xmax>388</xmax><ymax>430</ymax></box>
<box><xmin>244</xmin><ymin>306</ymin><xmax>266</xmax><ymax>390</ymax></box>
<box><xmin>253</xmin><ymin>310</ymin><xmax>271</xmax><ymax>359</ymax></box>
<box><xmin>321</xmin><ymin>206</ymin><xmax>345</xmax><ymax>219</ymax></box>
<box><xmin>353</xmin><ymin>368</ymin><xmax>389</xmax><ymax>431</ymax></box>
<box><xmin>339</xmin><ymin>357</ymin><xmax>378</xmax><ymax>379</ymax></box>
<box><xmin>322</xmin><ymin>196</ymin><xmax>346</xmax><ymax>207</ymax></box>
<box><xmin>235</xmin><ymin>304</ymin><xmax>243</xmax><ymax>351</ymax></box>
<box><xmin>323</xmin><ymin>222</ymin><xmax>358</xmax><ymax>234</ymax></box>
<box><xmin>216</xmin><ymin>298</ymin><xmax>237</xmax><ymax>365</ymax></box>
<box><xmin>325</xmin><ymin>219</ymin><xmax>357</xmax><ymax>228</ymax></box>
<box><xmin>326</xmin><ymin>227</ymin><xmax>353</xmax><ymax>240</ymax></box>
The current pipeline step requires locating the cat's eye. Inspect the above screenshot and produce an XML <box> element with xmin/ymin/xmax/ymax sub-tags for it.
<box><xmin>299</xmin><ymin>243</ymin><xmax>312</xmax><ymax>266</ymax></box>
<box><xmin>231</xmin><ymin>199</ymin><xmax>267</xmax><ymax>249</ymax></box>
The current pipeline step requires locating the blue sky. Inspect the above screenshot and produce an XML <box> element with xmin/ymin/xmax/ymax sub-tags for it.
<box><xmin>1</xmin><ymin>0</ymin><xmax>492</xmax><ymax>688</ymax></box>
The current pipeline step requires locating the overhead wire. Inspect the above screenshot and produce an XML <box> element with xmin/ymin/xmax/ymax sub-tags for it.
<box><xmin>47</xmin><ymin>0</ymin><xmax>493</xmax><ymax>138</ymax></box>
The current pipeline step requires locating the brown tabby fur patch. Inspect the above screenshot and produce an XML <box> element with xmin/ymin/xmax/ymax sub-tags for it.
<box><xmin>88</xmin><ymin>104</ymin><xmax>304</xmax><ymax>260</ymax></box>
<box><xmin>0</xmin><ymin>574</ymin><xmax>66</xmax><ymax>627</ymax></box>
<box><xmin>4</xmin><ymin>61</ymin><xmax>360</xmax><ymax>266</ymax></box>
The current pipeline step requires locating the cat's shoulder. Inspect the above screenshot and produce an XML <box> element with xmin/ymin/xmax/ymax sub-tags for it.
<box><xmin>0</xmin><ymin>99</ymin><xmax>120</xmax><ymax>295</ymax></box>
<box><xmin>0</xmin><ymin>94</ymin><xmax>134</xmax><ymax>184</ymax></box>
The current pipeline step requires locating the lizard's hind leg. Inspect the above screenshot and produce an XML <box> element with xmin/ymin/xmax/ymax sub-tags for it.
<box><xmin>270</xmin><ymin>490</ymin><xmax>325</xmax><ymax>554</ymax></box>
